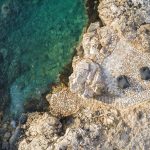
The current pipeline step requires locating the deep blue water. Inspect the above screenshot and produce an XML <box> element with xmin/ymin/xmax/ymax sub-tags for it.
<box><xmin>0</xmin><ymin>0</ymin><xmax>87</xmax><ymax>115</ymax></box>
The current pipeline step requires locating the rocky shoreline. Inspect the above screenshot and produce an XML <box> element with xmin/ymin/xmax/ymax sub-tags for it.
<box><xmin>1</xmin><ymin>0</ymin><xmax>150</xmax><ymax>149</ymax></box>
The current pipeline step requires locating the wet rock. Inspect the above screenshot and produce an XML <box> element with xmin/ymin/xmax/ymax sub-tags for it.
<box><xmin>117</xmin><ymin>75</ymin><xmax>130</xmax><ymax>89</ymax></box>
<box><xmin>9</xmin><ymin>126</ymin><xmax>21</xmax><ymax>146</ymax></box>
<box><xmin>7</xmin><ymin>59</ymin><xmax>21</xmax><ymax>84</ymax></box>
<box><xmin>140</xmin><ymin>67</ymin><xmax>150</xmax><ymax>80</ymax></box>
<box><xmin>37</xmin><ymin>97</ymin><xmax>49</xmax><ymax>112</ymax></box>
<box><xmin>86</xmin><ymin>0</ymin><xmax>100</xmax><ymax>23</ymax></box>
<box><xmin>24</xmin><ymin>99</ymin><xmax>39</xmax><ymax>113</ymax></box>
<box><xmin>19</xmin><ymin>114</ymin><xmax>28</xmax><ymax>125</ymax></box>
<box><xmin>0</xmin><ymin>128</ymin><xmax>6</xmax><ymax>135</ymax></box>
<box><xmin>2</xmin><ymin>123</ymin><xmax>8</xmax><ymax>129</ymax></box>
<box><xmin>4</xmin><ymin>132</ymin><xmax>11</xmax><ymax>141</ymax></box>
<box><xmin>10</xmin><ymin>120</ymin><xmax>16</xmax><ymax>129</ymax></box>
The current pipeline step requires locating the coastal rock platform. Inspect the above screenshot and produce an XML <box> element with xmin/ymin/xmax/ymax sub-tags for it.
<box><xmin>18</xmin><ymin>0</ymin><xmax>150</xmax><ymax>149</ymax></box>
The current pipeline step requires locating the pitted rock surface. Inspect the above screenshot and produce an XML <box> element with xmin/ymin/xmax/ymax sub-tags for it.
<box><xmin>46</xmin><ymin>88</ymin><xmax>82</xmax><ymax>116</ymax></box>
<box><xmin>18</xmin><ymin>100</ymin><xmax>150</xmax><ymax>150</ymax></box>
<box><xmin>69</xmin><ymin>0</ymin><xmax>150</xmax><ymax>108</ymax></box>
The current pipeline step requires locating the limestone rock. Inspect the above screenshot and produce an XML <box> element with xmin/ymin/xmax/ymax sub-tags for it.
<box><xmin>18</xmin><ymin>100</ymin><xmax>150</xmax><ymax>150</ymax></box>
<box><xmin>70</xmin><ymin>0</ymin><xmax>150</xmax><ymax>108</ymax></box>
<box><xmin>18</xmin><ymin>112</ymin><xmax>62</xmax><ymax>150</ymax></box>
<box><xmin>99</xmin><ymin>0</ymin><xmax>150</xmax><ymax>52</ymax></box>
<box><xmin>69</xmin><ymin>58</ymin><xmax>105</xmax><ymax>98</ymax></box>
<box><xmin>47</xmin><ymin>88</ymin><xmax>81</xmax><ymax>116</ymax></box>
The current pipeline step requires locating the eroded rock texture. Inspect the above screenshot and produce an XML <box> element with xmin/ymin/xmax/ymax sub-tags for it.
<box><xmin>70</xmin><ymin>0</ymin><xmax>150</xmax><ymax>108</ymax></box>
<box><xmin>18</xmin><ymin>99</ymin><xmax>150</xmax><ymax>150</ymax></box>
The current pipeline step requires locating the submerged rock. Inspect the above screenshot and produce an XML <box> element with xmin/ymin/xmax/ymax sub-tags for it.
<box><xmin>2</xmin><ymin>141</ymin><xmax>9</xmax><ymax>150</ymax></box>
<box><xmin>10</xmin><ymin>120</ymin><xmax>16</xmax><ymax>129</ymax></box>
<box><xmin>23</xmin><ymin>99</ymin><xmax>39</xmax><ymax>113</ymax></box>
<box><xmin>4</xmin><ymin>132</ymin><xmax>11</xmax><ymax>141</ymax></box>
<box><xmin>19</xmin><ymin>114</ymin><xmax>28</xmax><ymax>125</ymax></box>
<box><xmin>9</xmin><ymin>126</ymin><xmax>21</xmax><ymax>146</ymax></box>
<box><xmin>1</xmin><ymin>3</ymin><xmax>11</xmax><ymax>18</ymax></box>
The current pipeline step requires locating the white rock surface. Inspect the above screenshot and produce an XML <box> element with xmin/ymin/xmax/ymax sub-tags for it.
<box><xmin>69</xmin><ymin>59</ymin><xmax>105</xmax><ymax>98</ymax></box>
<box><xmin>69</xmin><ymin>0</ymin><xmax>150</xmax><ymax>108</ymax></box>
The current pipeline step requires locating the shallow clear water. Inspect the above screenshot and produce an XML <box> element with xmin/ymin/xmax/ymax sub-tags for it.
<box><xmin>0</xmin><ymin>0</ymin><xmax>87</xmax><ymax>115</ymax></box>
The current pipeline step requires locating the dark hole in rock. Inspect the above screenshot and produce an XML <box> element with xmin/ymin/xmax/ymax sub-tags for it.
<box><xmin>37</xmin><ymin>96</ymin><xmax>49</xmax><ymax>112</ymax></box>
<box><xmin>138</xmin><ymin>3</ymin><xmax>142</xmax><ymax>8</ymax></box>
<box><xmin>86</xmin><ymin>0</ymin><xmax>101</xmax><ymax>24</ymax></box>
<box><xmin>86</xmin><ymin>128</ymin><xmax>90</xmax><ymax>132</ymax></box>
<box><xmin>95</xmin><ymin>110</ymin><xmax>100</xmax><ymax>116</ymax></box>
<box><xmin>95</xmin><ymin>135</ymin><xmax>100</xmax><ymax>140</ymax></box>
<box><xmin>113</xmin><ymin>148</ymin><xmax>119</xmax><ymax>150</ymax></box>
<box><xmin>145</xmin><ymin>29</ymin><xmax>150</xmax><ymax>34</ymax></box>
<box><xmin>59</xmin><ymin>62</ymin><xmax>73</xmax><ymax>86</ymax></box>
<box><xmin>76</xmin><ymin>133</ymin><xmax>83</xmax><ymax>141</ymax></box>
<box><xmin>137</xmin><ymin>111</ymin><xmax>143</xmax><ymax>120</ymax></box>
<box><xmin>127</xmin><ymin>0</ymin><xmax>133</xmax><ymax>8</ymax></box>
<box><xmin>58</xmin><ymin>115</ymin><xmax>74</xmax><ymax>136</ymax></box>
<box><xmin>23</xmin><ymin>94</ymin><xmax>49</xmax><ymax>113</ymax></box>
<box><xmin>23</xmin><ymin>99</ymin><xmax>39</xmax><ymax>113</ymax></box>
<box><xmin>60</xmin><ymin>116</ymin><xmax>74</xmax><ymax>126</ymax></box>
<box><xmin>140</xmin><ymin>67</ymin><xmax>150</xmax><ymax>80</ymax></box>
<box><xmin>117</xmin><ymin>75</ymin><xmax>130</xmax><ymax>89</ymax></box>
<box><xmin>141</xmin><ymin>22</ymin><xmax>147</xmax><ymax>26</ymax></box>
<box><xmin>59</xmin><ymin>145</ymin><xmax>67</xmax><ymax>150</ymax></box>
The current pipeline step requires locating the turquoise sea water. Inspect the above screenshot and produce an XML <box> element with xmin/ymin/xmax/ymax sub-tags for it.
<box><xmin>0</xmin><ymin>0</ymin><xmax>87</xmax><ymax>115</ymax></box>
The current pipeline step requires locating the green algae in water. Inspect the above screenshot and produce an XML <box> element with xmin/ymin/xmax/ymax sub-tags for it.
<box><xmin>0</xmin><ymin>0</ymin><xmax>87</xmax><ymax>115</ymax></box>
